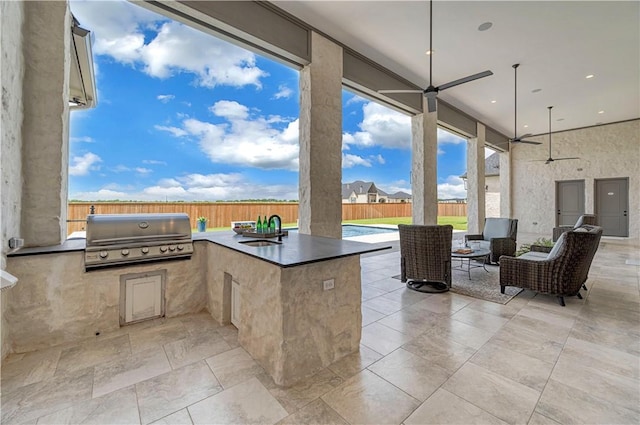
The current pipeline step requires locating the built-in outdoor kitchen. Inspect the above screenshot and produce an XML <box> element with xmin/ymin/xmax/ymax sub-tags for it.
<box><xmin>5</xmin><ymin>213</ymin><xmax>389</xmax><ymax>386</ymax></box>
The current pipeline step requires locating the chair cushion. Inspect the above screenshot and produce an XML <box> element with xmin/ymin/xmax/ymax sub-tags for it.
<box><xmin>573</xmin><ymin>216</ymin><xmax>584</xmax><ymax>228</ymax></box>
<box><xmin>483</xmin><ymin>218</ymin><xmax>512</xmax><ymax>240</ymax></box>
<box><xmin>547</xmin><ymin>232</ymin><xmax>566</xmax><ymax>259</ymax></box>
<box><xmin>520</xmin><ymin>251</ymin><xmax>549</xmax><ymax>261</ymax></box>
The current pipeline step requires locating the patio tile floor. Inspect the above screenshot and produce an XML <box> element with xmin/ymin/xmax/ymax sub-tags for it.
<box><xmin>1</xmin><ymin>237</ymin><xmax>638</xmax><ymax>424</ymax></box>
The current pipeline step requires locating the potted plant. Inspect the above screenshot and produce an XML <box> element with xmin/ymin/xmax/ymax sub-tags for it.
<box><xmin>197</xmin><ymin>216</ymin><xmax>208</xmax><ymax>232</ymax></box>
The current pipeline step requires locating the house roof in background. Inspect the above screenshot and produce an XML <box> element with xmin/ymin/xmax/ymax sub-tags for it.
<box><xmin>460</xmin><ymin>152</ymin><xmax>500</xmax><ymax>179</ymax></box>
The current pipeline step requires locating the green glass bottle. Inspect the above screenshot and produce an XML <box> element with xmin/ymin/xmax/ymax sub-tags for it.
<box><xmin>264</xmin><ymin>216</ymin><xmax>269</xmax><ymax>233</ymax></box>
<box><xmin>256</xmin><ymin>216</ymin><xmax>262</xmax><ymax>233</ymax></box>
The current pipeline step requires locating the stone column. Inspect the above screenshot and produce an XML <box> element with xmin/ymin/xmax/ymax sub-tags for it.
<box><xmin>298</xmin><ymin>32</ymin><xmax>343</xmax><ymax>238</ymax></box>
<box><xmin>500</xmin><ymin>150</ymin><xmax>512</xmax><ymax>217</ymax></box>
<box><xmin>21</xmin><ymin>1</ymin><xmax>71</xmax><ymax>246</ymax></box>
<box><xmin>466</xmin><ymin>123</ymin><xmax>486</xmax><ymax>233</ymax></box>
<box><xmin>411</xmin><ymin>100</ymin><xmax>438</xmax><ymax>225</ymax></box>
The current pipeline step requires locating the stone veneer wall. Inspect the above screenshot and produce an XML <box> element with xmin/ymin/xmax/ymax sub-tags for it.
<box><xmin>1</xmin><ymin>0</ymin><xmax>26</xmax><ymax>360</ymax></box>
<box><xmin>511</xmin><ymin>120</ymin><xmax>640</xmax><ymax>239</ymax></box>
<box><xmin>5</xmin><ymin>245</ymin><xmax>208</xmax><ymax>353</ymax></box>
<box><xmin>204</xmin><ymin>243</ymin><xmax>361</xmax><ymax>385</ymax></box>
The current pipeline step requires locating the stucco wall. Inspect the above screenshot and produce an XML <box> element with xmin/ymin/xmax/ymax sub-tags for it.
<box><xmin>1</xmin><ymin>0</ymin><xmax>26</xmax><ymax>360</ymax></box>
<box><xmin>21</xmin><ymin>1</ymin><xmax>71</xmax><ymax>247</ymax></box>
<box><xmin>512</xmin><ymin>120</ymin><xmax>640</xmax><ymax>239</ymax></box>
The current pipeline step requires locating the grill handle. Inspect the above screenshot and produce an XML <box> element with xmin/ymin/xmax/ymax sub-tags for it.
<box><xmin>88</xmin><ymin>233</ymin><xmax>190</xmax><ymax>245</ymax></box>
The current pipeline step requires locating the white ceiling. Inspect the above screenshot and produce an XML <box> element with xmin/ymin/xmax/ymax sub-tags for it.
<box><xmin>273</xmin><ymin>1</ymin><xmax>640</xmax><ymax>138</ymax></box>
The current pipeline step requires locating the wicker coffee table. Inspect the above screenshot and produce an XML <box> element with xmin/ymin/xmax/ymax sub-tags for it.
<box><xmin>451</xmin><ymin>248</ymin><xmax>491</xmax><ymax>279</ymax></box>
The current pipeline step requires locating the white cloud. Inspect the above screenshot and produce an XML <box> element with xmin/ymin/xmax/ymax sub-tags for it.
<box><xmin>69</xmin><ymin>152</ymin><xmax>102</xmax><ymax>176</ymax></box>
<box><xmin>342</xmin><ymin>154</ymin><xmax>372</xmax><ymax>168</ymax></box>
<box><xmin>154</xmin><ymin>125</ymin><xmax>189</xmax><ymax>138</ymax></box>
<box><xmin>209</xmin><ymin>100</ymin><xmax>249</xmax><ymax>120</ymax></box>
<box><xmin>111</xmin><ymin>164</ymin><xmax>131</xmax><ymax>173</ymax></box>
<box><xmin>70</xmin><ymin>173</ymin><xmax>299</xmax><ymax>201</ymax></box>
<box><xmin>135</xmin><ymin>167</ymin><xmax>153</xmax><ymax>175</ymax></box>
<box><xmin>159</xmin><ymin>100</ymin><xmax>299</xmax><ymax>170</ymax></box>
<box><xmin>374</xmin><ymin>154</ymin><xmax>385</xmax><ymax>164</ymax></box>
<box><xmin>438</xmin><ymin>175</ymin><xmax>467</xmax><ymax>199</ymax></box>
<box><xmin>142</xmin><ymin>159</ymin><xmax>167</xmax><ymax>165</ymax></box>
<box><xmin>345</xmin><ymin>94</ymin><xmax>367</xmax><ymax>106</ymax></box>
<box><xmin>157</xmin><ymin>94</ymin><xmax>175</xmax><ymax>103</ymax></box>
<box><xmin>438</xmin><ymin>128</ymin><xmax>466</xmax><ymax>145</ymax></box>
<box><xmin>70</xmin><ymin>136</ymin><xmax>94</xmax><ymax>143</ymax></box>
<box><xmin>70</xmin><ymin>1</ymin><xmax>267</xmax><ymax>89</ymax></box>
<box><xmin>273</xmin><ymin>84</ymin><xmax>293</xmax><ymax>99</ymax></box>
<box><xmin>343</xmin><ymin>102</ymin><xmax>412</xmax><ymax>149</ymax></box>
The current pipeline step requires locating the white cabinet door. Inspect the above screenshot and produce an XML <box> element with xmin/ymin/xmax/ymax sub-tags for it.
<box><xmin>125</xmin><ymin>274</ymin><xmax>163</xmax><ymax>323</ymax></box>
<box><xmin>231</xmin><ymin>280</ymin><xmax>240</xmax><ymax>328</ymax></box>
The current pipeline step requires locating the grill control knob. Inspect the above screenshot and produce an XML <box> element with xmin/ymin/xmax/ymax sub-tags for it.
<box><xmin>141</xmin><ymin>247</ymin><xmax>149</xmax><ymax>254</ymax></box>
<box><xmin>176</xmin><ymin>244</ymin><xmax>184</xmax><ymax>251</ymax></box>
<box><xmin>99</xmin><ymin>251</ymin><xmax>108</xmax><ymax>259</ymax></box>
<box><xmin>168</xmin><ymin>245</ymin><xmax>176</xmax><ymax>252</ymax></box>
<box><xmin>160</xmin><ymin>246</ymin><xmax>168</xmax><ymax>253</ymax></box>
<box><xmin>121</xmin><ymin>249</ymin><xmax>130</xmax><ymax>256</ymax></box>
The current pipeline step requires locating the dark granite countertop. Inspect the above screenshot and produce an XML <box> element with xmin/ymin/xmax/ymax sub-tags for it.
<box><xmin>8</xmin><ymin>231</ymin><xmax>390</xmax><ymax>268</ymax></box>
<box><xmin>194</xmin><ymin>231</ymin><xmax>390</xmax><ymax>268</ymax></box>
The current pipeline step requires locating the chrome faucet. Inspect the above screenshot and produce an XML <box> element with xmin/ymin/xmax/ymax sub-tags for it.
<box><xmin>267</xmin><ymin>214</ymin><xmax>284</xmax><ymax>242</ymax></box>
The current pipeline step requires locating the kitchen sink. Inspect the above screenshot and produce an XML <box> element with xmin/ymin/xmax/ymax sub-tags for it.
<box><xmin>239</xmin><ymin>239</ymin><xmax>282</xmax><ymax>247</ymax></box>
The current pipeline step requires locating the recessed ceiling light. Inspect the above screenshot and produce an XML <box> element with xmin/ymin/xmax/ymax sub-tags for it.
<box><xmin>531</xmin><ymin>88</ymin><xmax>542</xmax><ymax>93</ymax></box>
<box><xmin>586</xmin><ymin>74</ymin><xmax>595</xmax><ymax>79</ymax></box>
<box><xmin>478</xmin><ymin>22</ymin><xmax>493</xmax><ymax>31</ymax></box>
<box><xmin>523</xmin><ymin>125</ymin><xmax>529</xmax><ymax>128</ymax></box>
<box><xmin>598</xmin><ymin>110</ymin><xmax>605</xmax><ymax>114</ymax></box>
<box><xmin>490</xmin><ymin>100</ymin><xmax>497</xmax><ymax>104</ymax></box>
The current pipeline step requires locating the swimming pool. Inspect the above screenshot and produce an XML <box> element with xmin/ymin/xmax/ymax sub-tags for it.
<box><xmin>287</xmin><ymin>225</ymin><xmax>398</xmax><ymax>238</ymax></box>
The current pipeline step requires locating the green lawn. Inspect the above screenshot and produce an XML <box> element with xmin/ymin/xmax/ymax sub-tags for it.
<box><xmin>201</xmin><ymin>216</ymin><xmax>467</xmax><ymax>232</ymax></box>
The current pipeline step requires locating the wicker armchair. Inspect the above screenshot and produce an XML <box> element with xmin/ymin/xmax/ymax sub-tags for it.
<box><xmin>552</xmin><ymin>214</ymin><xmax>597</xmax><ymax>241</ymax></box>
<box><xmin>499</xmin><ymin>225</ymin><xmax>603</xmax><ymax>306</ymax></box>
<box><xmin>465</xmin><ymin>218</ymin><xmax>518</xmax><ymax>264</ymax></box>
<box><xmin>399</xmin><ymin>224</ymin><xmax>453</xmax><ymax>293</ymax></box>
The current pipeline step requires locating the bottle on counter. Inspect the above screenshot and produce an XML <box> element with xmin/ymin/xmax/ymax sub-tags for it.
<box><xmin>256</xmin><ymin>216</ymin><xmax>262</xmax><ymax>233</ymax></box>
<box><xmin>264</xmin><ymin>216</ymin><xmax>269</xmax><ymax>233</ymax></box>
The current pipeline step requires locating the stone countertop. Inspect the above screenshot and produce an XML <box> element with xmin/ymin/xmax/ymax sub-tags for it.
<box><xmin>9</xmin><ymin>231</ymin><xmax>391</xmax><ymax>268</ymax></box>
<box><xmin>194</xmin><ymin>231</ymin><xmax>390</xmax><ymax>268</ymax></box>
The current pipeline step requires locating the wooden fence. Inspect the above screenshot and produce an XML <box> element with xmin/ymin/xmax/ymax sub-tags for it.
<box><xmin>67</xmin><ymin>202</ymin><xmax>467</xmax><ymax>234</ymax></box>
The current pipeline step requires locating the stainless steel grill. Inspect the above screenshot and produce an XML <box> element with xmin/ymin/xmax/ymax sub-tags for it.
<box><xmin>85</xmin><ymin>213</ymin><xmax>193</xmax><ymax>270</ymax></box>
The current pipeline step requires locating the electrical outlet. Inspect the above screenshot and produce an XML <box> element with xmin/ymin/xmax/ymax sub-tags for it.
<box><xmin>323</xmin><ymin>279</ymin><xmax>335</xmax><ymax>291</ymax></box>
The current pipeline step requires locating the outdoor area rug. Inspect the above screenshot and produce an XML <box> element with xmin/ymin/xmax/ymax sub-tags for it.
<box><xmin>393</xmin><ymin>263</ymin><xmax>523</xmax><ymax>304</ymax></box>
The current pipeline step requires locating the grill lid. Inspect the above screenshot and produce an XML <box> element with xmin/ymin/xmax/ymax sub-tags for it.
<box><xmin>84</xmin><ymin>213</ymin><xmax>194</xmax><ymax>270</ymax></box>
<box><xmin>86</xmin><ymin>213</ymin><xmax>192</xmax><ymax>247</ymax></box>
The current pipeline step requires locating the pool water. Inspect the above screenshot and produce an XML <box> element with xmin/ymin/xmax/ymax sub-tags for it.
<box><xmin>341</xmin><ymin>225</ymin><xmax>398</xmax><ymax>238</ymax></box>
<box><xmin>287</xmin><ymin>225</ymin><xmax>398</xmax><ymax>238</ymax></box>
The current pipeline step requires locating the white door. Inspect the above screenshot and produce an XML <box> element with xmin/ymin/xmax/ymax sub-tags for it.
<box><xmin>125</xmin><ymin>274</ymin><xmax>163</xmax><ymax>323</ymax></box>
<box><xmin>231</xmin><ymin>280</ymin><xmax>240</xmax><ymax>328</ymax></box>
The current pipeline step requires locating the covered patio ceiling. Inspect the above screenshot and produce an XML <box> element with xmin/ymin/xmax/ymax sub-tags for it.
<box><xmin>273</xmin><ymin>1</ymin><xmax>639</xmax><ymax>138</ymax></box>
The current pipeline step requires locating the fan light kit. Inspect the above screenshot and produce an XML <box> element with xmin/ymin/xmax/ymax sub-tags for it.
<box><xmin>378</xmin><ymin>0</ymin><xmax>493</xmax><ymax>113</ymax></box>
<box><xmin>510</xmin><ymin>64</ymin><xmax>541</xmax><ymax>145</ymax></box>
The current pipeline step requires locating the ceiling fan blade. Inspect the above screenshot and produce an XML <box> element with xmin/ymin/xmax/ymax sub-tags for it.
<box><xmin>427</xmin><ymin>95</ymin><xmax>437</xmax><ymax>113</ymax></box>
<box><xmin>437</xmin><ymin>70</ymin><xmax>493</xmax><ymax>91</ymax></box>
<box><xmin>511</xmin><ymin>137</ymin><xmax>542</xmax><ymax>145</ymax></box>
<box><xmin>553</xmin><ymin>157</ymin><xmax>580</xmax><ymax>161</ymax></box>
<box><xmin>378</xmin><ymin>89</ymin><xmax>423</xmax><ymax>94</ymax></box>
<box><xmin>545</xmin><ymin>158</ymin><xmax>553</xmax><ymax>164</ymax></box>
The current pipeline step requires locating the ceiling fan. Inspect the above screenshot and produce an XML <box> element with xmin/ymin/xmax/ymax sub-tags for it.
<box><xmin>510</xmin><ymin>64</ymin><xmax>541</xmax><ymax>145</ymax></box>
<box><xmin>377</xmin><ymin>0</ymin><xmax>493</xmax><ymax>113</ymax></box>
<box><xmin>533</xmin><ymin>106</ymin><xmax>580</xmax><ymax>164</ymax></box>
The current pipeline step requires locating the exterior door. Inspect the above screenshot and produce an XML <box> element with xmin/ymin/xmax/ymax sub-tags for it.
<box><xmin>556</xmin><ymin>180</ymin><xmax>585</xmax><ymax>227</ymax></box>
<box><xmin>596</xmin><ymin>178</ymin><xmax>629</xmax><ymax>237</ymax></box>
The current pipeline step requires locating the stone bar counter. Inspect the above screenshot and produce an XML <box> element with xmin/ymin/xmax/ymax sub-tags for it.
<box><xmin>6</xmin><ymin>231</ymin><xmax>389</xmax><ymax>386</ymax></box>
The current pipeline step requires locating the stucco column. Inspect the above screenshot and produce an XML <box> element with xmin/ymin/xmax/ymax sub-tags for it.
<box><xmin>298</xmin><ymin>32</ymin><xmax>343</xmax><ymax>238</ymax></box>
<box><xmin>21</xmin><ymin>1</ymin><xmax>71</xmax><ymax>247</ymax></box>
<box><xmin>411</xmin><ymin>99</ymin><xmax>438</xmax><ymax>225</ymax></box>
<box><xmin>499</xmin><ymin>150</ymin><xmax>512</xmax><ymax>217</ymax></box>
<box><xmin>466</xmin><ymin>123</ymin><xmax>486</xmax><ymax>233</ymax></box>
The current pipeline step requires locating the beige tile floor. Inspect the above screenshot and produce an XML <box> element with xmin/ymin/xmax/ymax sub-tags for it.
<box><xmin>1</xmin><ymin>237</ymin><xmax>639</xmax><ymax>424</ymax></box>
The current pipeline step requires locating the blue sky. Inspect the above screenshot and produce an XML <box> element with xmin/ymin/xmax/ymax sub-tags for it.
<box><xmin>69</xmin><ymin>0</ymin><xmax>481</xmax><ymax>201</ymax></box>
